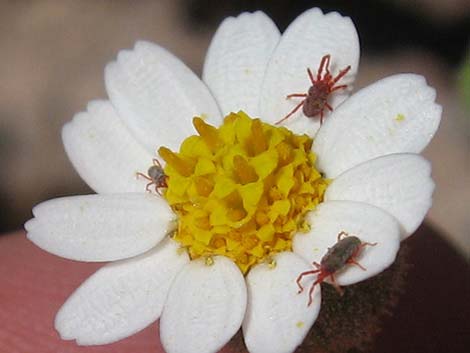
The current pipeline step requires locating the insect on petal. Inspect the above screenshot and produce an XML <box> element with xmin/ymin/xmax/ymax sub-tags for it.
<box><xmin>293</xmin><ymin>200</ymin><xmax>401</xmax><ymax>286</ymax></box>
<box><xmin>259</xmin><ymin>7</ymin><xmax>360</xmax><ymax>136</ymax></box>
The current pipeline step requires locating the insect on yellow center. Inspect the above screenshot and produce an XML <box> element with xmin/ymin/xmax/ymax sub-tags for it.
<box><xmin>159</xmin><ymin>112</ymin><xmax>329</xmax><ymax>274</ymax></box>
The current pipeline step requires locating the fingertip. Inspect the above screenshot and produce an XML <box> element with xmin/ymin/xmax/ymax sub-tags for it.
<box><xmin>0</xmin><ymin>231</ymin><xmax>164</xmax><ymax>353</ymax></box>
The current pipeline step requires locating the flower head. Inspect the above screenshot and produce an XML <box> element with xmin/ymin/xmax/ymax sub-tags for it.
<box><xmin>161</xmin><ymin>112</ymin><xmax>329</xmax><ymax>274</ymax></box>
<box><xmin>25</xmin><ymin>8</ymin><xmax>441</xmax><ymax>353</ymax></box>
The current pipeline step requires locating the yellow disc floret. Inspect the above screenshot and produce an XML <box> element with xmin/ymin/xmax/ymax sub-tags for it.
<box><xmin>159</xmin><ymin>112</ymin><xmax>328</xmax><ymax>274</ymax></box>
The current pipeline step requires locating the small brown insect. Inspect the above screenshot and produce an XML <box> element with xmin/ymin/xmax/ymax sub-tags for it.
<box><xmin>275</xmin><ymin>54</ymin><xmax>351</xmax><ymax>125</ymax></box>
<box><xmin>136</xmin><ymin>159</ymin><xmax>168</xmax><ymax>195</ymax></box>
<box><xmin>296</xmin><ymin>231</ymin><xmax>377</xmax><ymax>306</ymax></box>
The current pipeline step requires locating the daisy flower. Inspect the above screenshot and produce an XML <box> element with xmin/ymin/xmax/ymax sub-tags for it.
<box><xmin>25</xmin><ymin>8</ymin><xmax>441</xmax><ymax>353</ymax></box>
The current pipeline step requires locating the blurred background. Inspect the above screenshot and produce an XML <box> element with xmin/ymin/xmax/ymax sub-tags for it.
<box><xmin>0</xmin><ymin>0</ymin><xmax>468</xmax><ymax>257</ymax></box>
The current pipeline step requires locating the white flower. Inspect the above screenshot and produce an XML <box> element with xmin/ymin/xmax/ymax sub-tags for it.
<box><xmin>24</xmin><ymin>8</ymin><xmax>441</xmax><ymax>353</ymax></box>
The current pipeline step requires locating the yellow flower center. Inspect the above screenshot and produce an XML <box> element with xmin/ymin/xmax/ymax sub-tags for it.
<box><xmin>159</xmin><ymin>112</ymin><xmax>328</xmax><ymax>274</ymax></box>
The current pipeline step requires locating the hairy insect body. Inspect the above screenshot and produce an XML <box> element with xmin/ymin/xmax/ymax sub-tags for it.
<box><xmin>276</xmin><ymin>54</ymin><xmax>351</xmax><ymax>125</ymax></box>
<box><xmin>148</xmin><ymin>165</ymin><xmax>166</xmax><ymax>187</ymax></box>
<box><xmin>136</xmin><ymin>159</ymin><xmax>168</xmax><ymax>195</ymax></box>
<box><xmin>296</xmin><ymin>232</ymin><xmax>376</xmax><ymax>306</ymax></box>
<box><xmin>321</xmin><ymin>236</ymin><xmax>362</xmax><ymax>274</ymax></box>
<box><xmin>304</xmin><ymin>82</ymin><xmax>330</xmax><ymax>117</ymax></box>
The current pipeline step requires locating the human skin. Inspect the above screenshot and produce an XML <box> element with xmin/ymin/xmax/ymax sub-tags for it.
<box><xmin>0</xmin><ymin>231</ymin><xmax>236</xmax><ymax>353</ymax></box>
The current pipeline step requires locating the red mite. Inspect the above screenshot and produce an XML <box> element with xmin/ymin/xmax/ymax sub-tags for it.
<box><xmin>136</xmin><ymin>159</ymin><xmax>168</xmax><ymax>195</ymax></box>
<box><xmin>275</xmin><ymin>54</ymin><xmax>351</xmax><ymax>125</ymax></box>
<box><xmin>296</xmin><ymin>231</ymin><xmax>377</xmax><ymax>306</ymax></box>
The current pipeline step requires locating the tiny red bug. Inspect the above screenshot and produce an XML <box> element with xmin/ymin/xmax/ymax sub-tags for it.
<box><xmin>275</xmin><ymin>54</ymin><xmax>351</xmax><ymax>125</ymax></box>
<box><xmin>296</xmin><ymin>231</ymin><xmax>377</xmax><ymax>306</ymax></box>
<box><xmin>136</xmin><ymin>159</ymin><xmax>168</xmax><ymax>195</ymax></box>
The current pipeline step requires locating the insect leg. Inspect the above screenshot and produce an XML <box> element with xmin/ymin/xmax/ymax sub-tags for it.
<box><xmin>320</xmin><ymin>103</ymin><xmax>333</xmax><ymax>125</ymax></box>
<box><xmin>145</xmin><ymin>182</ymin><xmax>155</xmax><ymax>193</ymax></box>
<box><xmin>275</xmin><ymin>100</ymin><xmax>306</xmax><ymax>125</ymax></box>
<box><xmin>330</xmin><ymin>84</ymin><xmax>348</xmax><ymax>92</ymax></box>
<box><xmin>136</xmin><ymin>172</ymin><xmax>152</xmax><ymax>181</ymax></box>
<box><xmin>307</xmin><ymin>279</ymin><xmax>321</xmax><ymax>306</ymax></box>
<box><xmin>329</xmin><ymin>274</ymin><xmax>344</xmax><ymax>296</ymax></box>
<box><xmin>355</xmin><ymin>241</ymin><xmax>378</xmax><ymax>255</ymax></box>
<box><xmin>347</xmin><ymin>241</ymin><xmax>377</xmax><ymax>270</ymax></box>
<box><xmin>296</xmin><ymin>269</ymin><xmax>321</xmax><ymax>293</ymax></box>
<box><xmin>286</xmin><ymin>93</ymin><xmax>308</xmax><ymax>99</ymax></box>
<box><xmin>307</xmin><ymin>68</ymin><xmax>316</xmax><ymax>84</ymax></box>
<box><xmin>347</xmin><ymin>258</ymin><xmax>367</xmax><ymax>271</ymax></box>
<box><xmin>331</xmin><ymin>65</ymin><xmax>351</xmax><ymax>85</ymax></box>
<box><xmin>337</xmin><ymin>231</ymin><xmax>350</xmax><ymax>241</ymax></box>
<box><xmin>317</xmin><ymin>54</ymin><xmax>331</xmax><ymax>81</ymax></box>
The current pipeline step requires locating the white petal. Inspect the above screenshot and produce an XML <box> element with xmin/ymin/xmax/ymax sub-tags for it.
<box><xmin>325</xmin><ymin>154</ymin><xmax>434</xmax><ymax>238</ymax></box>
<box><xmin>105</xmin><ymin>41</ymin><xmax>222</xmax><ymax>154</ymax></box>
<box><xmin>314</xmin><ymin>74</ymin><xmax>442</xmax><ymax>178</ymax></box>
<box><xmin>25</xmin><ymin>193</ymin><xmax>175</xmax><ymax>261</ymax></box>
<box><xmin>259</xmin><ymin>8</ymin><xmax>360</xmax><ymax>135</ymax></box>
<box><xmin>293</xmin><ymin>201</ymin><xmax>401</xmax><ymax>286</ymax></box>
<box><xmin>243</xmin><ymin>252</ymin><xmax>321</xmax><ymax>353</ymax></box>
<box><xmin>62</xmin><ymin>100</ymin><xmax>154</xmax><ymax>193</ymax></box>
<box><xmin>55</xmin><ymin>238</ymin><xmax>189</xmax><ymax>345</ymax></box>
<box><xmin>160</xmin><ymin>256</ymin><xmax>246</xmax><ymax>353</ymax></box>
<box><xmin>203</xmin><ymin>11</ymin><xmax>280</xmax><ymax>117</ymax></box>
